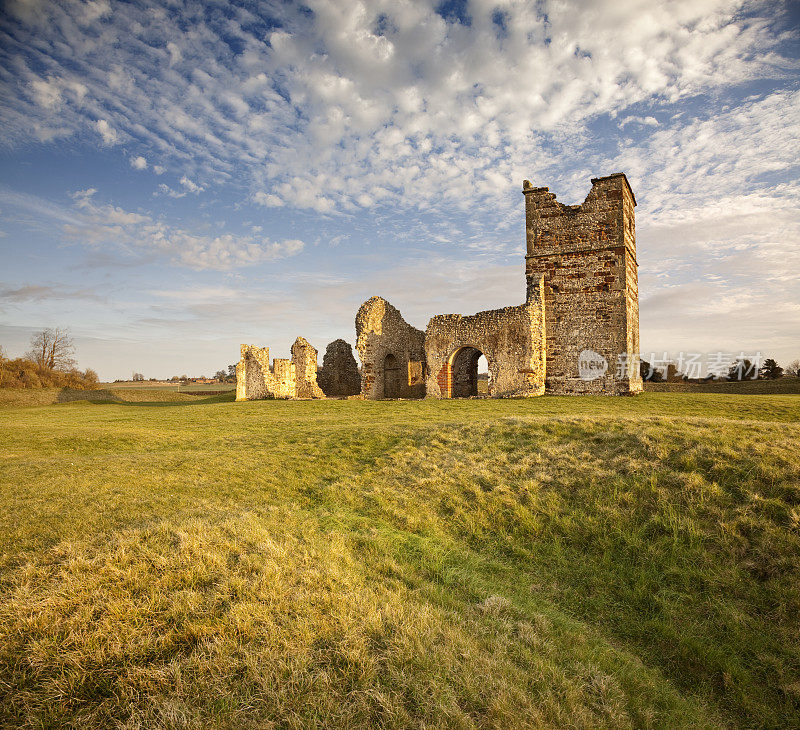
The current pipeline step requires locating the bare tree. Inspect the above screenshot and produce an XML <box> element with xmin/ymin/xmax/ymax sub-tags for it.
<box><xmin>26</xmin><ymin>328</ymin><xmax>76</xmax><ymax>370</ymax></box>
<box><xmin>132</xmin><ymin>372</ymin><xmax>144</xmax><ymax>381</ymax></box>
<box><xmin>788</xmin><ymin>359</ymin><xmax>800</xmax><ymax>377</ymax></box>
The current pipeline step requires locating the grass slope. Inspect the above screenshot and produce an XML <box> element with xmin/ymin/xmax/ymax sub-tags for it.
<box><xmin>0</xmin><ymin>393</ymin><xmax>798</xmax><ymax>728</ymax></box>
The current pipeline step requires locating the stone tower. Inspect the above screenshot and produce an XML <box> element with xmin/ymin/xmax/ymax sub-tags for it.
<box><xmin>523</xmin><ymin>173</ymin><xmax>642</xmax><ymax>395</ymax></box>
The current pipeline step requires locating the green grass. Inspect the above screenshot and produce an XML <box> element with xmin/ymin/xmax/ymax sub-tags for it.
<box><xmin>0</xmin><ymin>392</ymin><xmax>798</xmax><ymax>728</ymax></box>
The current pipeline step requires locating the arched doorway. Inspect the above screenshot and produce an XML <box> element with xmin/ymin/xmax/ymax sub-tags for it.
<box><xmin>446</xmin><ymin>346</ymin><xmax>486</xmax><ymax>398</ymax></box>
<box><xmin>383</xmin><ymin>353</ymin><xmax>403</xmax><ymax>398</ymax></box>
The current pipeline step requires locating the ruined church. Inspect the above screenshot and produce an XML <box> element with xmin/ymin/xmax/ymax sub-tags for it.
<box><xmin>236</xmin><ymin>173</ymin><xmax>642</xmax><ymax>400</ymax></box>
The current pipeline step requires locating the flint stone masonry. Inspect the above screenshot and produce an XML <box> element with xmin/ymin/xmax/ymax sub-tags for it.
<box><xmin>291</xmin><ymin>336</ymin><xmax>325</xmax><ymax>399</ymax></box>
<box><xmin>237</xmin><ymin>173</ymin><xmax>642</xmax><ymax>401</ymax></box>
<box><xmin>317</xmin><ymin>339</ymin><xmax>362</xmax><ymax>397</ymax></box>
<box><xmin>355</xmin><ymin>296</ymin><xmax>426</xmax><ymax>399</ymax></box>
<box><xmin>424</xmin><ymin>276</ymin><xmax>546</xmax><ymax>399</ymax></box>
<box><xmin>235</xmin><ymin>337</ymin><xmax>324</xmax><ymax>400</ymax></box>
<box><xmin>523</xmin><ymin>173</ymin><xmax>642</xmax><ymax>395</ymax></box>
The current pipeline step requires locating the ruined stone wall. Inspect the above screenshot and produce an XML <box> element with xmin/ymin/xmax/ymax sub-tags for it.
<box><xmin>317</xmin><ymin>339</ymin><xmax>361</xmax><ymax>397</ymax></box>
<box><xmin>271</xmin><ymin>358</ymin><xmax>296</xmax><ymax>399</ymax></box>
<box><xmin>524</xmin><ymin>173</ymin><xmax>643</xmax><ymax>395</ymax></box>
<box><xmin>235</xmin><ymin>337</ymin><xmax>324</xmax><ymax>400</ymax></box>
<box><xmin>238</xmin><ymin>172</ymin><xmax>642</xmax><ymax>402</ymax></box>
<box><xmin>236</xmin><ymin>345</ymin><xmax>270</xmax><ymax>400</ymax></box>
<box><xmin>424</xmin><ymin>278</ymin><xmax>546</xmax><ymax>399</ymax></box>
<box><xmin>355</xmin><ymin>297</ymin><xmax>426</xmax><ymax>399</ymax></box>
<box><xmin>291</xmin><ymin>337</ymin><xmax>325</xmax><ymax>398</ymax></box>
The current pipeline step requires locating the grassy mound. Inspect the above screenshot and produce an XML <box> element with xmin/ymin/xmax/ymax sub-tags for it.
<box><xmin>0</xmin><ymin>394</ymin><xmax>798</xmax><ymax>727</ymax></box>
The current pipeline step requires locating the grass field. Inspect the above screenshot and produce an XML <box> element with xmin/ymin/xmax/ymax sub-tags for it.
<box><xmin>0</xmin><ymin>390</ymin><xmax>798</xmax><ymax>728</ymax></box>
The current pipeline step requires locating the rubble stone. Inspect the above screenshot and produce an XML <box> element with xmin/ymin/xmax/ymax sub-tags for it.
<box><xmin>235</xmin><ymin>337</ymin><xmax>323</xmax><ymax>400</ymax></box>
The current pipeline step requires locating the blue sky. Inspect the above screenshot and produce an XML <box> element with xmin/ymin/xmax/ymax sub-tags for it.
<box><xmin>0</xmin><ymin>0</ymin><xmax>798</xmax><ymax>380</ymax></box>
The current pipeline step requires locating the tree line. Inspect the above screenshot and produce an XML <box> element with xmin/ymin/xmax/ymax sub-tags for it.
<box><xmin>640</xmin><ymin>357</ymin><xmax>799</xmax><ymax>382</ymax></box>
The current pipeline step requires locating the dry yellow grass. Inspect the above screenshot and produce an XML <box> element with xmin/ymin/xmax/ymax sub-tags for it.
<box><xmin>0</xmin><ymin>392</ymin><xmax>798</xmax><ymax>727</ymax></box>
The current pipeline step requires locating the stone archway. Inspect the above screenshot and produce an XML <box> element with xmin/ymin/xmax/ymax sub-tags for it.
<box><xmin>441</xmin><ymin>346</ymin><xmax>486</xmax><ymax>398</ymax></box>
<box><xmin>383</xmin><ymin>353</ymin><xmax>403</xmax><ymax>398</ymax></box>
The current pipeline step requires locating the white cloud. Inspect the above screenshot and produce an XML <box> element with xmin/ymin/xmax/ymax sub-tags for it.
<box><xmin>253</xmin><ymin>192</ymin><xmax>284</xmax><ymax>207</ymax></box>
<box><xmin>130</xmin><ymin>155</ymin><xmax>147</xmax><ymax>170</ymax></box>
<box><xmin>619</xmin><ymin>116</ymin><xmax>659</xmax><ymax>128</ymax></box>
<box><xmin>157</xmin><ymin>183</ymin><xmax>184</xmax><ymax>198</ymax></box>
<box><xmin>1</xmin><ymin>187</ymin><xmax>305</xmax><ymax>271</ymax></box>
<box><xmin>94</xmin><ymin>119</ymin><xmax>118</xmax><ymax>145</ymax></box>
<box><xmin>179</xmin><ymin>175</ymin><xmax>204</xmax><ymax>194</ymax></box>
<box><xmin>153</xmin><ymin>165</ymin><xmax>166</xmax><ymax>175</ymax></box>
<box><xmin>0</xmin><ymin>0</ymin><xmax>794</xmax><ymax>216</ymax></box>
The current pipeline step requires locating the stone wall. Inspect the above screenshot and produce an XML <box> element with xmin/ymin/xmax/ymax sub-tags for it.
<box><xmin>236</xmin><ymin>345</ymin><xmax>270</xmax><ymax>401</ymax></box>
<box><xmin>291</xmin><ymin>337</ymin><xmax>325</xmax><ymax>398</ymax></box>
<box><xmin>424</xmin><ymin>277</ymin><xmax>546</xmax><ymax>399</ymax></box>
<box><xmin>317</xmin><ymin>339</ymin><xmax>361</xmax><ymax>397</ymax></box>
<box><xmin>236</xmin><ymin>337</ymin><xmax>324</xmax><ymax>400</ymax></box>
<box><xmin>523</xmin><ymin>173</ymin><xmax>643</xmax><ymax>395</ymax></box>
<box><xmin>355</xmin><ymin>296</ymin><xmax>426</xmax><ymax>399</ymax></box>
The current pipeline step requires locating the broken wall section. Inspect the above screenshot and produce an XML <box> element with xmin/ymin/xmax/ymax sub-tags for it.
<box><xmin>236</xmin><ymin>344</ymin><xmax>271</xmax><ymax>401</ymax></box>
<box><xmin>291</xmin><ymin>337</ymin><xmax>325</xmax><ymax>398</ymax></box>
<box><xmin>355</xmin><ymin>297</ymin><xmax>426</xmax><ymax>399</ymax></box>
<box><xmin>424</xmin><ymin>278</ymin><xmax>546</xmax><ymax>399</ymax></box>
<box><xmin>235</xmin><ymin>337</ymin><xmax>324</xmax><ymax>400</ymax></box>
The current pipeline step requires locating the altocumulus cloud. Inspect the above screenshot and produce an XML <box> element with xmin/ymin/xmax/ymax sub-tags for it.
<box><xmin>65</xmin><ymin>189</ymin><xmax>305</xmax><ymax>271</ymax></box>
<box><xmin>0</xmin><ymin>187</ymin><xmax>306</xmax><ymax>272</ymax></box>
<box><xmin>1</xmin><ymin>0</ymin><xmax>795</xmax><ymax>218</ymax></box>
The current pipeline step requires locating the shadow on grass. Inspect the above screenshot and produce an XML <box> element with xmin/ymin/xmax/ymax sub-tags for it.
<box><xmin>55</xmin><ymin>388</ymin><xmax>236</xmax><ymax>407</ymax></box>
<box><xmin>56</xmin><ymin>388</ymin><xmax>121</xmax><ymax>404</ymax></box>
<box><xmin>111</xmin><ymin>392</ymin><xmax>237</xmax><ymax>407</ymax></box>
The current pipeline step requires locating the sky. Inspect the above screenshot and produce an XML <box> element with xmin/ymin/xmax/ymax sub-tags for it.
<box><xmin>0</xmin><ymin>0</ymin><xmax>798</xmax><ymax>381</ymax></box>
